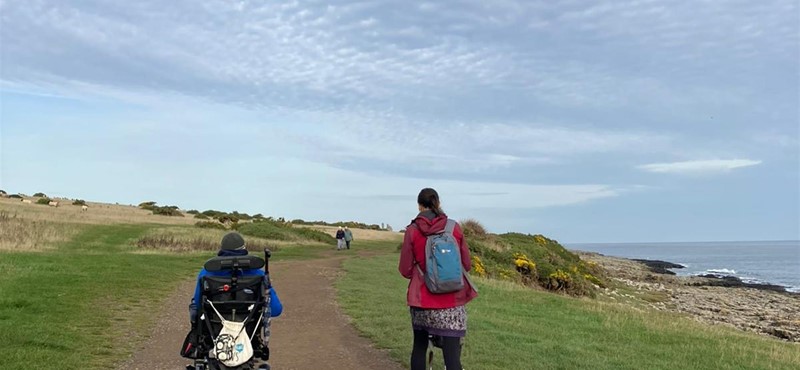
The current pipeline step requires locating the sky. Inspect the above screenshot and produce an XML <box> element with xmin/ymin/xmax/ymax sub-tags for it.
<box><xmin>0</xmin><ymin>0</ymin><xmax>798</xmax><ymax>243</ymax></box>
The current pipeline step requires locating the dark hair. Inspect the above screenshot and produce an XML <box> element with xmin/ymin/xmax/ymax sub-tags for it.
<box><xmin>417</xmin><ymin>188</ymin><xmax>444</xmax><ymax>216</ymax></box>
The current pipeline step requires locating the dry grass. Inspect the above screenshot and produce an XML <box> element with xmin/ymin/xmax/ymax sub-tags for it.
<box><xmin>0</xmin><ymin>197</ymin><xmax>196</xmax><ymax>226</ymax></box>
<box><xmin>304</xmin><ymin>224</ymin><xmax>403</xmax><ymax>242</ymax></box>
<box><xmin>0</xmin><ymin>210</ymin><xmax>81</xmax><ymax>251</ymax></box>
<box><xmin>134</xmin><ymin>227</ymin><xmax>284</xmax><ymax>253</ymax></box>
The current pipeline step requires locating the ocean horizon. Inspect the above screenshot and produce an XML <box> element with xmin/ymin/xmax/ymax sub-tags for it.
<box><xmin>566</xmin><ymin>240</ymin><xmax>800</xmax><ymax>293</ymax></box>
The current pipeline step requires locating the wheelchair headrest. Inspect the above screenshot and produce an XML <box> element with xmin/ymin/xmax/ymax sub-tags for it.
<box><xmin>204</xmin><ymin>255</ymin><xmax>265</xmax><ymax>272</ymax></box>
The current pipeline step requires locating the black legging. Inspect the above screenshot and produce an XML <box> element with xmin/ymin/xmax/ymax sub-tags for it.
<box><xmin>410</xmin><ymin>329</ymin><xmax>462</xmax><ymax>370</ymax></box>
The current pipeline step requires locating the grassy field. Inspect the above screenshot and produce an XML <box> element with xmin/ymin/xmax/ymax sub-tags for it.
<box><xmin>0</xmin><ymin>197</ymin><xmax>372</xmax><ymax>370</ymax></box>
<box><xmin>336</xmin><ymin>254</ymin><xmax>800</xmax><ymax>370</ymax></box>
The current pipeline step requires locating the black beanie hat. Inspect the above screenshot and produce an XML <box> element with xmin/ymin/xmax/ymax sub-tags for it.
<box><xmin>220</xmin><ymin>232</ymin><xmax>246</xmax><ymax>250</ymax></box>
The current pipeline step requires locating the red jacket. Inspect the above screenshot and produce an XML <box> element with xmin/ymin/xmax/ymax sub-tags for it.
<box><xmin>398</xmin><ymin>212</ymin><xmax>478</xmax><ymax>309</ymax></box>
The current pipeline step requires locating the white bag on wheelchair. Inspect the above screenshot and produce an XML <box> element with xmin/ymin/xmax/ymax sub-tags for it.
<box><xmin>208</xmin><ymin>302</ymin><xmax>260</xmax><ymax>367</ymax></box>
<box><xmin>214</xmin><ymin>320</ymin><xmax>253</xmax><ymax>367</ymax></box>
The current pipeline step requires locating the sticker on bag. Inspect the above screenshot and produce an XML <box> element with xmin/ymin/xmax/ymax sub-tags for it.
<box><xmin>214</xmin><ymin>320</ymin><xmax>253</xmax><ymax>366</ymax></box>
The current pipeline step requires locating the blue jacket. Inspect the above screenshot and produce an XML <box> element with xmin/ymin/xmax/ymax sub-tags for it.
<box><xmin>190</xmin><ymin>253</ymin><xmax>283</xmax><ymax>321</ymax></box>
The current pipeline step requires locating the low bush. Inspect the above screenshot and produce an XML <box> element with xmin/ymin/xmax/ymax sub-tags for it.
<box><xmin>152</xmin><ymin>206</ymin><xmax>183</xmax><ymax>217</ymax></box>
<box><xmin>33</xmin><ymin>192</ymin><xmax>47</xmax><ymax>197</ymax></box>
<box><xmin>194</xmin><ymin>213</ymin><xmax>209</xmax><ymax>220</ymax></box>
<box><xmin>460</xmin><ymin>218</ymin><xmax>487</xmax><ymax>238</ymax></box>
<box><xmin>195</xmin><ymin>221</ymin><xmax>227</xmax><ymax>230</ymax></box>
<box><xmin>466</xmin><ymin>227</ymin><xmax>605</xmax><ymax>297</ymax></box>
<box><xmin>237</xmin><ymin>220</ymin><xmax>335</xmax><ymax>243</ymax></box>
<box><xmin>138</xmin><ymin>201</ymin><xmax>157</xmax><ymax>210</ymax></box>
<box><xmin>292</xmin><ymin>227</ymin><xmax>335</xmax><ymax>243</ymax></box>
<box><xmin>186</xmin><ymin>210</ymin><xmax>199</xmax><ymax>215</ymax></box>
<box><xmin>237</xmin><ymin>221</ymin><xmax>291</xmax><ymax>241</ymax></box>
<box><xmin>72</xmin><ymin>199</ymin><xmax>86</xmax><ymax>206</ymax></box>
<box><xmin>36</xmin><ymin>197</ymin><xmax>52</xmax><ymax>205</ymax></box>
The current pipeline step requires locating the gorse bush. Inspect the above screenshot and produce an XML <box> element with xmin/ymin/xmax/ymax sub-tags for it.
<box><xmin>72</xmin><ymin>199</ymin><xmax>86</xmax><ymax>206</ymax></box>
<box><xmin>33</xmin><ymin>192</ymin><xmax>47</xmax><ymax>197</ymax></box>
<box><xmin>151</xmin><ymin>206</ymin><xmax>183</xmax><ymax>217</ymax></box>
<box><xmin>194</xmin><ymin>213</ymin><xmax>210</xmax><ymax>220</ymax></box>
<box><xmin>466</xmin><ymin>228</ymin><xmax>605</xmax><ymax>296</ymax></box>
<box><xmin>460</xmin><ymin>218</ymin><xmax>487</xmax><ymax>238</ymax></box>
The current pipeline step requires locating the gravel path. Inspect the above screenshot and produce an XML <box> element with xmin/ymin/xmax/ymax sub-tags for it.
<box><xmin>118</xmin><ymin>254</ymin><xmax>404</xmax><ymax>370</ymax></box>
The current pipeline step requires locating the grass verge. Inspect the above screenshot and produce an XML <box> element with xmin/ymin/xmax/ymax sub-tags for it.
<box><xmin>336</xmin><ymin>254</ymin><xmax>800</xmax><ymax>370</ymax></box>
<box><xmin>0</xmin><ymin>223</ymin><xmax>330</xmax><ymax>370</ymax></box>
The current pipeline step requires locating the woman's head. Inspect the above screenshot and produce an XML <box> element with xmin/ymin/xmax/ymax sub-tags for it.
<box><xmin>417</xmin><ymin>188</ymin><xmax>443</xmax><ymax>215</ymax></box>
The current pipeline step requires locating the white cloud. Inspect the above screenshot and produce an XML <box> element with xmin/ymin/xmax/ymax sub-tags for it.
<box><xmin>637</xmin><ymin>159</ymin><xmax>762</xmax><ymax>174</ymax></box>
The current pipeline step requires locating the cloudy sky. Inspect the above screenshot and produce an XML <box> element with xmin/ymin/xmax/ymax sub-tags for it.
<box><xmin>1</xmin><ymin>0</ymin><xmax>798</xmax><ymax>242</ymax></box>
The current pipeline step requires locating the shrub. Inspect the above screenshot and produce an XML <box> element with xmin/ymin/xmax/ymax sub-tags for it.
<box><xmin>139</xmin><ymin>201</ymin><xmax>157</xmax><ymax>210</ymax></box>
<box><xmin>186</xmin><ymin>210</ymin><xmax>199</xmax><ymax>215</ymax></box>
<box><xmin>237</xmin><ymin>221</ymin><xmax>335</xmax><ymax>243</ymax></box>
<box><xmin>217</xmin><ymin>214</ymin><xmax>239</xmax><ymax>224</ymax></box>
<box><xmin>202</xmin><ymin>210</ymin><xmax>225</xmax><ymax>218</ymax></box>
<box><xmin>194</xmin><ymin>213</ymin><xmax>209</xmax><ymax>220</ymax></box>
<box><xmin>461</xmin><ymin>218</ymin><xmax>487</xmax><ymax>238</ymax></box>
<box><xmin>33</xmin><ymin>192</ymin><xmax>47</xmax><ymax>197</ymax></box>
<box><xmin>36</xmin><ymin>198</ymin><xmax>52</xmax><ymax>205</ymax></box>
<box><xmin>465</xmin><ymin>224</ymin><xmax>604</xmax><ymax>296</ymax></box>
<box><xmin>292</xmin><ymin>227</ymin><xmax>335</xmax><ymax>243</ymax></box>
<box><xmin>237</xmin><ymin>222</ymin><xmax>292</xmax><ymax>241</ymax></box>
<box><xmin>195</xmin><ymin>221</ymin><xmax>227</xmax><ymax>230</ymax></box>
<box><xmin>152</xmin><ymin>206</ymin><xmax>183</xmax><ymax>217</ymax></box>
<box><xmin>8</xmin><ymin>194</ymin><xmax>22</xmax><ymax>199</ymax></box>
<box><xmin>72</xmin><ymin>199</ymin><xmax>86</xmax><ymax>206</ymax></box>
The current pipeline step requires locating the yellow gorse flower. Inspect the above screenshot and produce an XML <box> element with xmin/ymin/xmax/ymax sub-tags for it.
<box><xmin>472</xmin><ymin>256</ymin><xmax>487</xmax><ymax>277</ymax></box>
<box><xmin>512</xmin><ymin>253</ymin><xmax>536</xmax><ymax>272</ymax></box>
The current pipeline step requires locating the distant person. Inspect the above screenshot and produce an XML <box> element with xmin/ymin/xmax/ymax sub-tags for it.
<box><xmin>398</xmin><ymin>188</ymin><xmax>477</xmax><ymax>370</ymax></box>
<box><xmin>335</xmin><ymin>226</ymin><xmax>346</xmax><ymax>250</ymax></box>
<box><xmin>344</xmin><ymin>227</ymin><xmax>354</xmax><ymax>249</ymax></box>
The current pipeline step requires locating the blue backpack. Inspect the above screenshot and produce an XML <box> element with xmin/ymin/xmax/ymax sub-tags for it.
<box><xmin>416</xmin><ymin>219</ymin><xmax>466</xmax><ymax>294</ymax></box>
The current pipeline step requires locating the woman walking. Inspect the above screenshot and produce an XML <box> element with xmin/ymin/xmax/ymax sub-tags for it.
<box><xmin>398</xmin><ymin>188</ymin><xmax>477</xmax><ymax>370</ymax></box>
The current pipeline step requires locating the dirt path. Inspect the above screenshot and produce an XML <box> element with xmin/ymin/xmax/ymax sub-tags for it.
<box><xmin>118</xmin><ymin>253</ymin><xmax>404</xmax><ymax>370</ymax></box>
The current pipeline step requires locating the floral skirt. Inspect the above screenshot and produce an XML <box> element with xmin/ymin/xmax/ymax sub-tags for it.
<box><xmin>410</xmin><ymin>305</ymin><xmax>467</xmax><ymax>337</ymax></box>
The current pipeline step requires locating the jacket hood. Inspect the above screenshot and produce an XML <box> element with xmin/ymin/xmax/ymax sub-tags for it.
<box><xmin>413</xmin><ymin>210</ymin><xmax>448</xmax><ymax>236</ymax></box>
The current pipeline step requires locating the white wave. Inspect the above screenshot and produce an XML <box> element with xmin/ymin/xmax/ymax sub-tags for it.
<box><xmin>786</xmin><ymin>286</ymin><xmax>800</xmax><ymax>293</ymax></box>
<box><xmin>706</xmin><ymin>268</ymin><xmax>736</xmax><ymax>275</ymax></box>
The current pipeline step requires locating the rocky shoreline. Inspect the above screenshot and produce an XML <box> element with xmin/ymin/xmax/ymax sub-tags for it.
<box><xmin>577</xmin><ymin>251</ymin><xmax>800</xmax><ymax>342</ymax></box>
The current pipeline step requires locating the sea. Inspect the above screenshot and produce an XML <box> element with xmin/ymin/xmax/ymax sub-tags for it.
<box><xmin>567</xmin><ymin>240</ymin><xmax>800</xmax><ymax>293</ymax></box>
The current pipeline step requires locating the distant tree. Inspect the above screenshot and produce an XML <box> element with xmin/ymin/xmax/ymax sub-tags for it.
<box><xmin>33</xmin><ymin>192</ymin><xmax>47</xmax><ymax>197</ymax></box>
<box><xmin>186</xmin><ymin>209</ymin><xmax>200</xmax><ymax>215</ymax></box>
<box><xmin>139</xmin><ymin>201</ymin><xmax>157</xmax><ymax>210</ymax></box>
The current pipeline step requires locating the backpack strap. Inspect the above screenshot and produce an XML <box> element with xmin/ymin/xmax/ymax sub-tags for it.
<box><xmin>443</xmin><ymin>219</ymin><xmax>457</xmax><ymax>235</ymax></box>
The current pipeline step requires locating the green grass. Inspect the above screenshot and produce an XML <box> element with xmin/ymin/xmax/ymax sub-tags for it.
<box><xmin>336</xmin><ymin>254</ymin><xmax>800</xmax><ymax>370</ymax></box>
<box><xmin>237</xmin><ymin>221</ymin><xmax>334</xmax><ymax>243</ymax></box>
<box><xmin>0</xmin><ymin>223</ymin><xmax>328</xmax><ymax>370</ymax></box>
